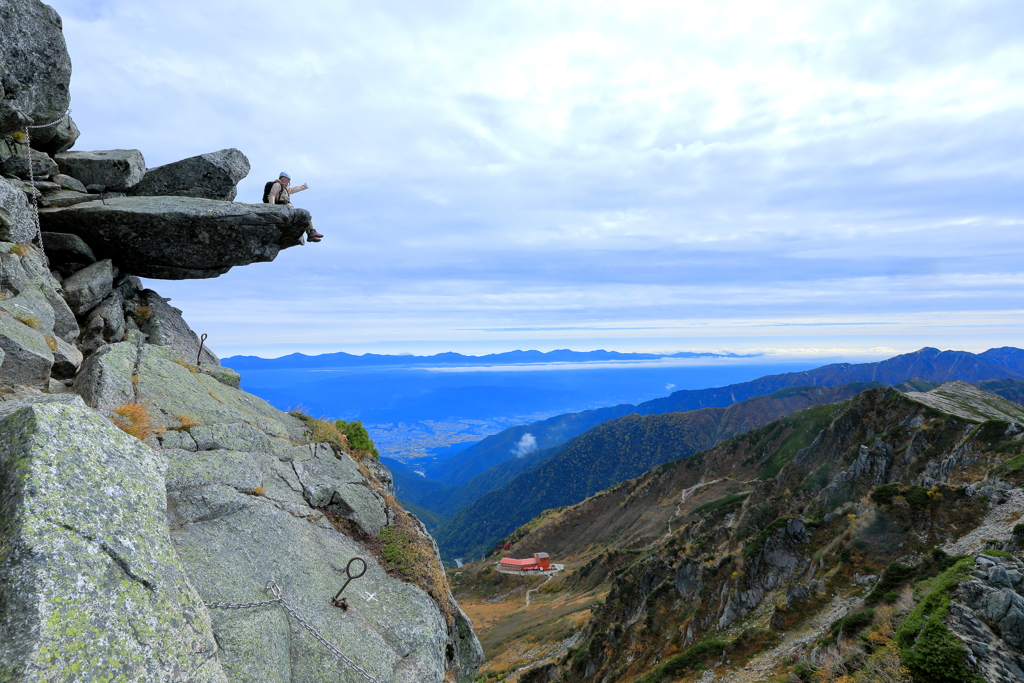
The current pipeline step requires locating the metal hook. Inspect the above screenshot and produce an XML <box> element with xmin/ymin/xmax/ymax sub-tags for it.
<box><xmin>196</xmin><ymin>333</ymin><xmax>208</xmax><ymax>366</ymax></box>
<box><xmin>266</xmin><ymin>579</ymin><xmax>283</xmax><ymax>600</ymax></box>
<box><xmin>331</xmin><ymin>557</ymin><xmax>367</xmax><ymax>608</ymax></box>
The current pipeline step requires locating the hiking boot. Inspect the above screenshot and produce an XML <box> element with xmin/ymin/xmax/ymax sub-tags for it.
<box><xmin>308</xmin><ymin>231</ymin><xmax>323</xmax><ymax>241</ymax></box>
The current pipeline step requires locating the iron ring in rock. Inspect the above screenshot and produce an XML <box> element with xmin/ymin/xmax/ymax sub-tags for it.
<box><xmin>331</xmin><ymin>557</ymin><xmax>367</xmax><ymax>608</ymax></box>
<box><xmin>196</xmin><ymin>333</ymin><xmax>208</xmax><ymax>365</ymax></box>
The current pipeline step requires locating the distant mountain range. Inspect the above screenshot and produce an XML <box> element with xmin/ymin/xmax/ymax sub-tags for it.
<box><xmin>223</xmin><ymin>348</ymin><xmax>741</xmax><ymax>370</ymax></box>
<box><xmin>423</xmin><ymin>346</ymin><xmax>1024</xmax><ymax>486</ymax></box>
<box><xmin>386</xmin><ymin>346</ymin><xmax>1024</xmax><ymax>559</ymax></box>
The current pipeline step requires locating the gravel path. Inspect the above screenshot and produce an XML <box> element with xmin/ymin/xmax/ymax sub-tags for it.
<box><xmin>944</xmin><ymin>487</ymin><xmax>1024</xmax><ymax>556</ymax></box>
<box><xmin>714</xmin><ymin>592</ymin><xmax>861</xmax><ymax>683</ymax></box>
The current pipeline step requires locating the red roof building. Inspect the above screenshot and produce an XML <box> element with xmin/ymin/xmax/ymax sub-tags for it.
<box><xmin>498</xmin><ymin>553</ymin><xmax>551</xmax><ymax>572</ymax></box>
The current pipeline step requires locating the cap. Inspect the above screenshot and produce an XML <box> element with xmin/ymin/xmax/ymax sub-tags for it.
<box><xmin>279</xmin><ymin>172</ymin><xmax>291</xmax><ymax>179</ymax></box>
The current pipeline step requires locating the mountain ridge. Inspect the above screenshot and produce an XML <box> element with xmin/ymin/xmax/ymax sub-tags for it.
<box><xmin>223</xmin><ymin>348</ymin><xmax>741</xmax><ymax>370</ymax></box>
<box><xmin>453</xmin><ymin>381</ymin><xmax>1024</xmax><ymax>683</ymax></box>
<box><xmin>426</xmin><ymin>346</ymin><xmax>1024</xmax><ymax>487</ymax></box>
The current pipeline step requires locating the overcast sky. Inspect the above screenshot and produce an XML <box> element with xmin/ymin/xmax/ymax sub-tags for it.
<box><xmin>52</xmin><ymin>0</ymin><xmax>1024</xmax><ymax>358</ymax></box>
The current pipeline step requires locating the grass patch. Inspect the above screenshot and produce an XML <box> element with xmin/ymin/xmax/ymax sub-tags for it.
<box><xmin>16</xmin><ymin>314</ymin><xmax>41</xmax><ymax>330</ymax></box>
<box><xmin>866</xmin><ymin>561</ymin><xmax>918</xmax><ymax>605</ymax></box>
<box><xmin>757</xmin><ymin>403</ymin><xmax>838</xmax><ymax>479</ymax></box>
<box><xmin>830</xmin><ymin>608</ymin><xmax>875</xmax><ymax>638</ymax></box>
<box><xmin>636</xmin><ymin>638</ymin><xmax>728</xmax><ymax>682</ymax></box>
<box><xmin>290</xmin><ymin>411</ymin><xmax>379</xmax><ymax>460</ymax></box>
<box><xmin>112</xmin><ymin>402</ymin><xmax>154</xmax><ymax>441</ymax></box>
<box><xmin>168</xmin><ymin>414</ymin><xmax>199</xmax><ymax>432</ymax></box>
<box><xmin>172</xmin><ymin>358</ymin><xmax>199</xmax><ymax>374</ymax></box>
<box><xmin>10</xmin><ymin>243</ymin><xmax>28</xmax><ymax>257</ymax></box>
<box><xmin>43</xmin><ymin>335</ymin><xmax>57</xmax><ymax>351</ymax></box>
<box><xmin>326</xmin><ymin>502</ymin><xmax>453</xmax><ymax>625</ymax></box>
<box><xmin>691</xmin><ymin>491</ymin><xmax>750</xmax><ymax>516</ymax></box>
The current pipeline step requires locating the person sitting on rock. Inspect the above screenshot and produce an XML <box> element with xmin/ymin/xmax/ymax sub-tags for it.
<box><xmin>264</xmin><ymin>172</ymin><xmax>323</xmax><ymax>242</ymax></box>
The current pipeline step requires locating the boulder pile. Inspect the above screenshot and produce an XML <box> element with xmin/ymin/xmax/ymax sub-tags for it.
<box><xmin>0</xmin><ymin>2</ymin><xmax>483</xmax><ymax>682</ymax></box>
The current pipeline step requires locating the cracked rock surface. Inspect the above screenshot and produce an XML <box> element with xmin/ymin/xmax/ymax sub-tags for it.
<box><xmin>65</xmin><ymin>335</ymin><xmax>482</xmax><ymax>683</ymax></box>
<box><xmin>0</xmin><ymin>395</ymin><xmax>227</xmax><ymax>682</ymax></box>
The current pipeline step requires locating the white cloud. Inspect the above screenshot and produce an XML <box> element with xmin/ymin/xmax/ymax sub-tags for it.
<box><xmin>49</xmin><ymin>0</ymin><xmax>1024</xmax><ymax>357</ymax></box>
<box><xmin>512</xmin><ymin>433</ymin><xmax>538</xmax><ymax>458</ymax></box>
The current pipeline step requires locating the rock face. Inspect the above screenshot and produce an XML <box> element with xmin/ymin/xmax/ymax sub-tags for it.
<box><xmin>948</xmin><ymin>555</ymin><xmax>1024</xmax><ymax>683</ymax></box>
<box><xmin>0</xmin><ymin>0</ymin><xmax>73</xmax><ymax>146</ymax></box>
<box><xmin>139</xmin><ymin>289</ymin><xmax>220</xmax><ymax>365</ymax></box>
<box><xmin>67</xmin><ymin>338</ymin><xmax>483</xmax><ymax>682</ymax></box>
<box><xmin>718</xmin><ymin>518</ymin><xmax>812</xmax><ymax>630</ymax></box>
<box><xmin>0</xmin><ymin>243</ymin><xmax>78</xmax><ymax>342</ymax></box>
<box><xmin>0</xmin><ymin>142</ymin><xmax>58</xmax><ymax>179</ymax></box>
<box><xmin>0</xmin><ymin>395</ymin><xmax>228</xmax><ymax>682</ymax></box>
<box><xmin>40</xmin><ymin>196</ymin><xmax>312</xmax><ymax>279</ymax></box>
<box><xmin>42</xmin><ymin>231</ymin><xmax>96</xmax><ymax>277</ymax></box>
<box><xmin>0</xmin><ymin>312</ymin><xmax>52</xmax><ymax>388</ymax></box>
<box><xmin>54</xmin><ymin>149</ymin><xmax>147</xmax><ymax>191</ymax></box>
<box><xmin>132</xmin><ymin>148</ymin><xmax>251</xmax><ymax>201</ymax></box>
<box><xmin>60</xmin><ymin>258</ymin><xmax>114</xmax><ymax>316</ymax></box>
<box><xmin>0</xmin><ymin>176</ymin><xmax>36</xmax><ymax>242</ymax></box>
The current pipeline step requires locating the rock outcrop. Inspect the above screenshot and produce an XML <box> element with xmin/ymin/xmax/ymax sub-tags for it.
<box><xmin>54</xmin><ymin>149</ymin><xmax>147</xmax><ymax>192</ymax></box>
<box><xmin>949</xmin><ymin>555</ymin><xmax>1024</xmax><ymax>683</ymax></box>
<box><xmin>40</xmin><ymin>197</ymin><xmax>312</xmax><ymax>279</ymax></box>
<box><xmin>0</xmin><ymin>395</ymin><xmax>228</xmax><ymax>682</ymax></box>
<box><xmin>0</xmin><ymin>0</ymin><xmax>73</xmax><ymax>146</ymax></box>
<box><xmin>0</xmin><ymin>176</ymin><xmax>36</xmax><ymax>242</ymax></box>
<box><xmin>0</xmin><ymin>3</ymin><xmax>483</xmax><ymax>681</ymax></box>
<box><xmin>132</xmin><ymin>148</ymin><xmax>250</xmax><ymax>201</ymax></box>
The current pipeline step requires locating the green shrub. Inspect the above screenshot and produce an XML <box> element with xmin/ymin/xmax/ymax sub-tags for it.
<box><xmin>635</xmin><ymin>639</ymin><xmax>727</xmax><ymax>682</ymax></box>
<box><xmin>792</xmin><ymin>661</ymin><xmax>816</xmax><ymax>681</ymax></box>
<box><xmin>866</xmin><ymin>561</ymin><xmax>918</xmax><ymax>605</ymax></box>
<box><xmin>871</xmin><ymin>483</ymin><xmax>903</xmax><ymax>506</ymax></box>
<box><xmin>289</xmin><ymin>412</ymin><xmax>380</xmax><ymax>459</ymax></box>
<box><xmin>896</xmin><ymin>558</ymin><xmax>982</xmax><ymax>683</ymax></box>
<box><xmin>830</xmin><ymin>609</ymin><xmax>875</xmax><ymax>638</ymax></box>
<box><xmin>335</xmin><ymin>419</ymin><xmax>379</xmax><ymax>457</ymax></box>
<box><xmin>905</xmin><ymin>485</ymin><xmax>931</xmax><ymax>509</ymax></box>
<box><xmin>901</xmin><ymin>619</ymin><xmax>984</xmax><ymax>683</ymax></box>
<box><xmin>980</xmin><ymin>549</ymin><xmax>1015</xmax><ymax>560</ymax></box>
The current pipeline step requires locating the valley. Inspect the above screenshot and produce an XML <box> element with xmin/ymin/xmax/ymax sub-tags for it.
<box><xmin>226</xmin><ymin>345</ymin><xmax>1024</xmax><ymax>682</ymax></box>
<box><xmin>445</xmin><ymin>379</ymin><xmax>1024</xmax><ymax>682</ymax></box>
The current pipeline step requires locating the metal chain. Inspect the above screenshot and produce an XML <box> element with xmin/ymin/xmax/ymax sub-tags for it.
<box><xmin>204</xmin><ymin>580</ymin><xmax>382</xmax><ymax>683</ymax></box>
<box><xmin>17</xmin><ymin>108</ymin><xmax>71</xmax><ymax>267</ymax></box>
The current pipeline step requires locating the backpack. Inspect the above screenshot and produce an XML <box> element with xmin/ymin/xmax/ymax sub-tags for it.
<box><xmin>262</xmin><ymin>181</ymin><xmax>276</xmax><ymax>203</ymax></box>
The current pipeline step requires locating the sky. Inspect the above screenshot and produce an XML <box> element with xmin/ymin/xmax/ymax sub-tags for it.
<box><xmin>50</xmin><ymin>0</ymin><xmax>1024</xmax><ymax>358</ymax></box>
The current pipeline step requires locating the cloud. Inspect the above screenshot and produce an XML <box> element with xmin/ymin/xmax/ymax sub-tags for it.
<box><xmin>666</xmin><ymin>384</ymin><xmax>676</xmax><ymax>391</ymax></box>
<box><xmin>512</xmin><ymin>433</ymin><xmax>538</xmax><ymax>457</ymax></box>
<box><xmin>49</xmin><ymin>0</ymin><xmax>1024</xmax><ymax>356</ymax></box>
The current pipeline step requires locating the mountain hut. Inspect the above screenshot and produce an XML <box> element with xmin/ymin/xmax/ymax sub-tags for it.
<box><xmin>499</xmin><ymin>552</ymin><xmax>551</xmax><ymax>572</ymax></box>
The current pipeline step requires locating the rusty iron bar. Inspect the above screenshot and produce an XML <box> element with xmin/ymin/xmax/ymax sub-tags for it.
<box><xmin>196</xmin><ymin>333</ymin><xmax>208</xmax><ymax>365</ymax></box>
<box><xmin>331</xmin><ymin>557</ymin><xmax>367</xmax><ymax>608</ymax></box>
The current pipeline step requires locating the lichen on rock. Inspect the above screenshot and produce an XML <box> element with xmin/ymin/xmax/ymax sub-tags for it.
<box><xmin>0</xmin><ymin>396</ymin><xmax>227</xmax><ymax>682</ymax></box>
